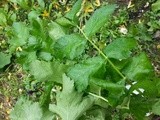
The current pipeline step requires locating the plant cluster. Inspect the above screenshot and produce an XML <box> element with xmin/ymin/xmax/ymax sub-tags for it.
<box><xmin>0</xmin><ymin>0</ymin><xmax>160</xmax><ymax>120</ymax></box>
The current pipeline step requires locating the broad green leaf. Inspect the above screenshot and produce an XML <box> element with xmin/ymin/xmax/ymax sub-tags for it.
<box><xmin>0</xmin><ymin>52</ymin><xmax>11</xmax><ymax>69</ymax></box>
<box><xmin>9</xmin><ymin>22</ymin><xmax>29</xmax><ymax>52</ymax></box>
<box><xmin>16</xmin><ymin>51</ymin><xmax>37</xmax><ymax>70</ymax></box>
<box><xmin>130</xmin><ymin>95</ymin><xmax>154</xmax><ymax>120</ymax></box>
<box><xmin>84</xmin><ymin>4</ymin><xmax>116</xmax><ymax>38</ymax></box>
<box><xmin>65</xmin><ymin>0</ymin><xmax>83</xmax><ymax>21</ymax></box>
<box><xmin>90</xmin><ymin>78</ymin><xmax>125</xmax><ymax>105</ymax></box>
<box><xmin>104</xmin><ymin>38</ymin><xmax>137</xmax><ymax>60</ymax></box>
<box><xmin>0</xmin><ymin>11</ymin><xmax>7</xmax><ymax>26</ymax></box>
<box><xmin>41</xmin><ymin>111</ymin><xmax>55</xmax><ymax>120</ymax></box>
<box><xmin>30</xmin><ymin>18</ymin><xmax>46</xmax><ymax>41</ymax></box>
<box><xmin>49</xmin><ymin>74</ymin><xmax>94</xmax><ymax>120</ymax></box>
<box><xmin>10</xmin><ymin>98</ymin><xmax>42</xmax><ymax>120</ymax></box>
<box><xmin>38</xmin><ymin>52</ymin><xmax>53</xmax><ymax>61</ymax></box>
<box><xmin>29</xmin><ymin>60</ymin><xmax>67</xmax><ymax>82</ymax></box>
<box><xmin>56</xmin><ymin>17</ymin><xmax>73</xmax><ymax>27</ymax></box>
<box><xmin>129</xmin><ymin>80</ymin><xmax>158</xmax><ymax>97</ymax></box>
<box><xmin>152</xmin><ymin>0</ymin><xmax>160</xmax><ymax>12</ymax></box>
<box><xmin>48</xmin><ymin>22</ymin><xmax>66</xmax><ymax>40</ymax></box>
<box><xmin>28</xmin><ymin>11</ymin><xmax>40</xmax><ymax>22</ymax></box>
<box><xmin>67</xmin><ymin>56</ymin><xmax>105</xmax><ymax>91</ymax></box>
<box><xmin>122</xmin><ymin>53</ymin><xmax>154</xmax><ymax>81</ymax></box>
<box><xmin>54</xmin><ymin>33</ymin><xmax>87</xmax><ymax>60</ymax></box>
<box><xmin>152</xmin><ymin>100</ymin><xmax>160</xmax><ymax>115</ymax></box>
<box><xmin>90</xmin><ymin>78</ymin><xmax>124</xmax><ymax>91</ymax></box>
<box><xmin>37</xmin><ymin>0</ymin><xmax>45</xmax><ymax>8</ymax></box>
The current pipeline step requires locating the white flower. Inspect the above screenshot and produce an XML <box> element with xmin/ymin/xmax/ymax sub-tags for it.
<box><xmin>119</xmin><ymin>25</ymin><xmax>128</xmax><ymax>34</ymax></box>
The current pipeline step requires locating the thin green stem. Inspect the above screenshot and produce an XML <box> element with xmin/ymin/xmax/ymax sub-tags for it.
<box><xmin>88</xmin><ymin>92</ymin><xmax>109</xmax><ymax>103</ymax></box>
<box><xmin>77</xmin><ymin>26</ymin><xmax>126</xmax><ymax>80</ymax></box>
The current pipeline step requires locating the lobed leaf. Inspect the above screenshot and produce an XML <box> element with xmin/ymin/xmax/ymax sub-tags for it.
<box><xmin>49</xmin><ymin>74</ymin><xmax>94</xmax><ymax>120</ymax></box>
<box><xmin>10</xmin><ymin>98</ymin><xmax>43</xmax><ymax>120</ymax></box>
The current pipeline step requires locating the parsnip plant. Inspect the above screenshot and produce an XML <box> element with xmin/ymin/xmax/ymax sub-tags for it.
<box><xmin>0</xmin><ymin>0</ymin><xmax>160</xmax><ymax>120</ymax></box>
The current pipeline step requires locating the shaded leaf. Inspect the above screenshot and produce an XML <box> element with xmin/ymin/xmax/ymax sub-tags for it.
<box><xmin>84</xmin><ymin>4</ymin><xmax>116</xmax><ymax>37</ymax></box>
<box><xmin>152</xmin><ymin>100</ymin><xmax>160</xmax><ymax>115</ymax></box>
<box><xmin>129</xmin><ymin>79</ymin><xmax>158</xmax><ymax>97</ymax></box>
<box><xmin>130</xmin><ymin>95</ymin><xmax>154</xmax><ymax>120</ymax></box>
<box><xmin>49</xmin><ymin>74</ymin><xmax>94</xmax><ymax>120</ymax></box>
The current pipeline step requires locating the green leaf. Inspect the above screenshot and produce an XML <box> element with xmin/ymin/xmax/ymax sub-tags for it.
<box><xmin>130</xmin><ymin>95</ymin><xmax>154</xmax><ymax>120</ymax></box>
<box><xmin>41</xmin><ymin>111</ymin><xmax>55</xmax><ymax>120</ymax></box>
<box><xmin>67</xmin><ymin>56</ymin><xmax>105</xmax><ymax>91</ymax></box>
<box><xmin>30</xmin><ymin>18</ymin><xmax>46</xmax><ymax>41</ymax></box>
<box><xmin>10</xmin><ymin>98</ymin><xmax>43</xmax><ymax>120</ymax></box>
<box><xmin>29</xmin><ymin>60</ymin><xmax>67</xmax><ymax>82</ymax></box>
<box><xmin>84</xmin><ymin>4</ymin><xmax>116</xmax><ymax>38</ymax></box>
<box><xmin>0</xmin><ymin>52</ymin><xmax>11</xmax><ymax>69</ymax></box>
<box><xmin>16</xmin><ymin>51</ymin><xmax>37</xmax><ymax>70</ymax></box>
<box><xmin>90</xmin><ymin>78</ymin><xmax>124</xmax><ymax>91</ymax></box>
<box><xmin>40</xmin><ymin>83</ymin><xmax>53</xmax><ymax>111</ymax></box>
<box><xmin>10</xmin><ymin>0</ymin><xmax>29</xmax><ymax>9</ymax></box>
<box><xmin>122</xmin><ymin>53</ymin><xmax>154</xmax><ymax>81</ymax></box>
<box><xmin>0</xmin><ymin>11</ymin><xmax>7</xmax><ymax>26</ymax></box>
<box><xmin>54</xmin><ymin>33</ymin><xmax>87</xmax><ymax>60</ymax></box>
<box><xmin>80</xmin><ymin>107</ymin><xmax>106</xmax><ymax>120</ymax></box>
<box><xmin>9</xmin><ymin>22</ymin><xmax>29</xmax><ymax>51</ymax></box>
<box><xmin>104</xmin><ymin>38</ymin><xmax>137</xmax><ymax>60</ymax></box>
<box><xmin>56</xmin><ymin>17</ymin><xmax>73</xmax><ymax>27</ymax></box>
<box><xmin>49</xmin><ymin>74</ymin><xmax>94</xmax><ymax>120</ymax></box>
<box><xmin>129</xmin><ymin>80</ymin><xmax>158</xmax><ymax>97</ymax></box>
<box><xmin>152</xmin><ymin>0</ymin><xmax>160</xmax><ymax>12</ymax></box>
<box><xmin>152</xmin><ymin>100</ymin><xmax>160</xmax><ymax>115</ymax></box>
<box><xmin>90</xmin><ymin>78</ymin><xmax>125</xmax><ymax>105</ymax></box>
<box><xmin>48</xmin><ymin>22</ymin><xmax>66</xmax><ymax>40</ymax></box>
<box><xmin>38</xmin><ymin>52</ymin><xmax>53</xmax><ymax>61</ymax></box>
<box><xmin>65</xmin><ymin>0</ymin><xmax>83</xmax><ymax>21</ymax></box>
<box><xmin>37</xmin><ymin>0</ymin><xmax>45</xmax><ymax>8</ymax></box>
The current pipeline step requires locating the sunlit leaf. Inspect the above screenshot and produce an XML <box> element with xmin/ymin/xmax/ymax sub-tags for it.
<box><xmin>49</xmin><ymin>74</ymin><xmax>94</xmax><ymax>120</ymax></box>
<box><xmin>0</xmin><ymin>52</ymin><xmax>11</xmax><ymax>69</ymax></box>
<box><xmin>84</xmin><ymin>4</ymin><xmax>116</xmax><ymax>37</ymax></box>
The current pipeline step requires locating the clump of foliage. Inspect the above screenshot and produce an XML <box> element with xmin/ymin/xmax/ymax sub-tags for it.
<box><xmin>0</xmin><ymin>0</ymin><xmax>160</xmax><ymax>120</ymax></box>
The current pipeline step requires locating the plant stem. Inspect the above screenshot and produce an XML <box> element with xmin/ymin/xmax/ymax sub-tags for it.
<box><xmin>77</xmin><ymin>26</ymin><xmax>126</xmax><ymax>80</ymax></box>
<box><xmin>88</xmin><ymin>92</ymin><xmax>109</xmax><ymax>103</ymax></box>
